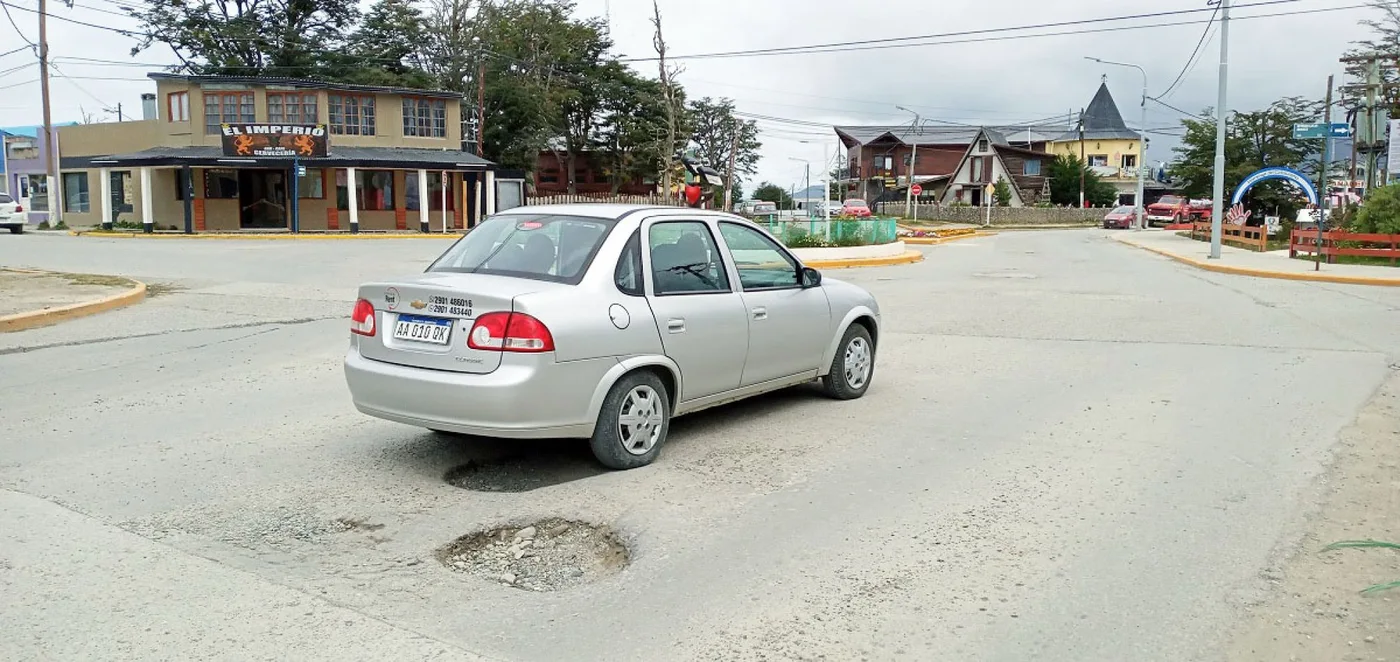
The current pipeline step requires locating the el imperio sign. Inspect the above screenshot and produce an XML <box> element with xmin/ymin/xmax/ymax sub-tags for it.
<box><xmin>220</xmin><ymin>124</ymin><xmax>329</xmax><ymax>158</ymax></box>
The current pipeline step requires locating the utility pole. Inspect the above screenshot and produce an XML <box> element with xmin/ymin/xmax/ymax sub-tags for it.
<box><xmin>116</xmin><ymin>102</ymin><xmax>123</xmax><ymax>122</ymax></box>
<box><xmin>1316</xmin><ymin>75</ymin><xmax>1334</xmax><ymax>272</ymax></box>
<box><xmin>1078</xmin><ymin>108</ymin><xmax>1086</xmax><ymax>208</ymax></box>
<box><xmin>39</xmin><ymin>0</ymin><xmax>55</xmax><ymax>221</ymax></box>
<box><xmin>475</xmin><ymin>37</ymin><xmax>485</xmax><ymax>154</ymax></box>
<box><xmin>724</xmin><ymin>126</ymin><xmax>739</xmax><ymax>212</ymax></box>
<box><xmin>1208</xmin><ymin>0</ymin><xmax>1231</xmax><ymax>259</ymax></box>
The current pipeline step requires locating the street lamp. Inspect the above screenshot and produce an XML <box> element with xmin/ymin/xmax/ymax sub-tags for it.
<box><xmin>1085</xmin><ymin>56</ymin><xmax>1148</xmax><ymax>231</ymax></box>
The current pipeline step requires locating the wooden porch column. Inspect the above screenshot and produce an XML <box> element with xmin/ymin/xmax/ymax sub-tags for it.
<box><xmin>485</xmin><ymin>169</ymin><xmax>496</xmax><ymax>216</ymax></box>
<box><xmin>99</xmin><ymin>168</ymin><xmax>113</xmax><ymax>231</ymax></box>
<box><xmin>139</xmin><ymin>167</ymin><xmax>154</xmax><ymax>233</ymax></box>
<box><xmin>417</xmin><ymin>168</ymin><xmax>429</xmax><ymax>233</ymax></box>
<box><xmin>346</xmin><ymin>167</ymin><xmax>359</xmax><ymax>233</ymax></box>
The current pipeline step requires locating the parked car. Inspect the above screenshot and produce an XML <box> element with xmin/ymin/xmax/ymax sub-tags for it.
<box><xmin>0</xmin><ymin>193</ymin><xmax>24</xmax><ymax>234</ymax></box>
<box><xmin>840</xmin><ymin>199</ymin><xmax>872</xmax><ymax>218</ymax></box>
<box><xmin>825</xmin><ymin>201</ymin><xmax>843</xmax><ymax>216</ymax></box>
<box><xmin>343</xmin><ymin>205</ymin><xmax>881</xmax><ymax>470</ymax></box>
<box><xmin>1102</xmin><ymin>205</ymin><xmax>1139</xmax><ymax>229</ymax></box>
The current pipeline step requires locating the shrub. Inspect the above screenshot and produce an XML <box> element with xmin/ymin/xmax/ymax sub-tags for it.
<box><xmin>1357</xmin><ymin>184</ymin><xmax>1400</xmax><ymax>234</ymax></box>
<box><xmin>53</xmin><ymin>220</ymin><xmax>67</xmax><ymax>230</ymax></box>
<box><xmin>36</xmin><ymin>221</ymin><xmax>51</xmax><ymax>230</ymax></box>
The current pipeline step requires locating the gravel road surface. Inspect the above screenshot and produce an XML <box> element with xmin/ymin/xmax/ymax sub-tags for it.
<box><xmin>2</xmin><ymin>230</ymin><xmax>1397</xmax><ymax>662</ymax></box>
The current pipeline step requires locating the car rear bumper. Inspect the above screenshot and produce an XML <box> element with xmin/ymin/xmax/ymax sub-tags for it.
<box><xmin>344</xmin><ymin>349</ymin><xmax>615</xmax><ymax>439</ymax></box>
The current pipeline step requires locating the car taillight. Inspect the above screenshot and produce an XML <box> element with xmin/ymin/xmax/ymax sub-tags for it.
<box><xmin>350</xmin><ymin>298</ymin><xmax>376</xmax><ymax>336</ymax></box>
<box><xmin>14</xmin><ymin>204</ymin><xmax>21</xmax><ymax>212</ymax></box>
<box><xmin>467</xmin><ymin>312</ymin><xmax>554</xmax><ymax>352</ymax></box>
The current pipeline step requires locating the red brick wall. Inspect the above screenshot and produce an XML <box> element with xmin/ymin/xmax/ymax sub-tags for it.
<box><xmin>193</xmin><ymin>199</ymin><xmax>205</xmax><ymax>231</ymax></box>
<box><xmin>327</xmin><ymin>208</ymin><xmax>339</xmax><ymax>230</ymax></box>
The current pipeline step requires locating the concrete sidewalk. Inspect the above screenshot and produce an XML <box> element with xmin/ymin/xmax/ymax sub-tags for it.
<box><xmin>1114</xmin><ymin>230</ymin><xmax>1400</xmax><ymax>287</ymax></box>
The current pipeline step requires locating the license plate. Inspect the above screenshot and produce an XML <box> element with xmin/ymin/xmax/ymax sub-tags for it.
<box><xmin>393</xmin><ymin>314</ymin><xmax>453</xmax><ymax>345</ymax></box>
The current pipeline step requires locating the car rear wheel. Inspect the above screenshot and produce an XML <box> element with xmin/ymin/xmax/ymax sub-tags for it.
<box><xmin>822</xmin><ymin>324</ymin><xmax>874</xmax><ymax>400</ymax></box>
<box><xmin>590</xmin><ymin>370</ymin><xmax>671</xmax><ymax>470</ymax></box>
<box><xmin>6</xmin><ymin>225</ymin><xmax>21</xmax><ymax>234</ymax></box>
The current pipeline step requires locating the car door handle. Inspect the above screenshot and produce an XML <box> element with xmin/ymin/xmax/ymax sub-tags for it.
<box><xmin>667</xmin><ymin>318</ymin><xmax>685</xmax><ymax>333</ymax></box>
<box><xmin>751</xmin><ymin>307</ymin><xmax>768</xmax><ymax>320</ymax></box>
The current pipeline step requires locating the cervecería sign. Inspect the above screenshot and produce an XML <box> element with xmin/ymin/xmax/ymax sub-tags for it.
<box><xmin>220</xmin><ymin>124</ymin><xmax>329</xmax><ymax>158</ymax></box>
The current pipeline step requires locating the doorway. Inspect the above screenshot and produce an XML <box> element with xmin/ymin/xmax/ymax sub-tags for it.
<box><xmin>238</xmin><ymin>169</ymin><xmax>288</xmax><ymax>229</ymax></box>
<box><xmin>968</xmin><ymin>187</ymin><xmax>983</xmax><ymax>207</ymax></box>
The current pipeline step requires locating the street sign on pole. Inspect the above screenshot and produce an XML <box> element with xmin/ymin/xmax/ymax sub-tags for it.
<box><xmin>1293</xmin><ymin>123</ymin><xmax>1352</xmax><ymax>139</ymax></box>
<box><xmin>909</xmin><ymin>184</ymin><xmax>922</xmax><ymax>197</ymax></box>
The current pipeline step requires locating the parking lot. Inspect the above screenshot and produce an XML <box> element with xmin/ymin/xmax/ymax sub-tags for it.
<box><xmin>3</xmin><ymin>230</ymin><xmax>1400</xmax><ymax>661</ymax></box>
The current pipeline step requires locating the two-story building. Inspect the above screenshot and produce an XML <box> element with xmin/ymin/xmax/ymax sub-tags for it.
<box><xmin>54</xmin><ymin>73</ymin><xmax>507</xmax><ymax>232</ymax></box>
<box><xmin>1047</xmin><ymin>81</ymin><xmax>1145</xmax><ymax>206</ymax></box>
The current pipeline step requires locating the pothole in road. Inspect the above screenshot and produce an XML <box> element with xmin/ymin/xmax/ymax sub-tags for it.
<box><xmin>443</xmin><ymin>447</ymin><xmax>606</xmax><ymax>492</ymax></box>
<box><xmin>437</xmin><ymin>519</ymin><xmax>629</xmax><ymax>591</ymax></box>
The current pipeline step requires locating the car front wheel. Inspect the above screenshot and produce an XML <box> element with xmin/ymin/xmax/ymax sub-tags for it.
<box><xmin>590</xmin><ymin>370</ymin><xmax>671</xmax><ymax>470</ymax></box>
<box><xmin>822</xmin><ymin>324</ymin><xmax>874</xmax><ymax>400</ymax></box>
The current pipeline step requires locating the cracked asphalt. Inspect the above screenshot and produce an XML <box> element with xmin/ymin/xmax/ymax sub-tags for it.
<box><xmin>2</xmin><ymin>230</ymin><xmax>1399</xmax><ymax>661</ymax></box>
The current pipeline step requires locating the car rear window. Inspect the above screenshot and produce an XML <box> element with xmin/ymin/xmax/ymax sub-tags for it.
<box><xmin>845</xmin><ymin>199</ymin><xmax>866</xmax><ymax>206</ymax></box>
<box><xmin>0</xmin><ymin>194</ymin><xmax>11</xmax><ymax>203</ymax></box>
<box><xmin>427</xmin><ymin>213</ymin><xmax>616</xmax><ymax>284</ymax></box>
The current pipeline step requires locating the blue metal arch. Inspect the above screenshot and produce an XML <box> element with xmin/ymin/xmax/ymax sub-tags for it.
<box><xmin>1230</xmin><ymin>167</ymin><xmax>1319</xmax><ymax>206</ymax></box>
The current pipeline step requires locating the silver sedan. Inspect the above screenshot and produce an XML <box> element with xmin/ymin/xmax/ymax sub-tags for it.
<box><xmin>344</xmin><ymin>204</ymin><xmax>881</xmax><ymax>469</ymax></box>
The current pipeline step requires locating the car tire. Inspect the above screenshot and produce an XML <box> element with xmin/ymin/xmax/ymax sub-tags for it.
<box><xmin>822</xmin><ymin>324</ymin><xmax>875</xmax><ymax>400</ymax></box>
<box><xmin>589</xmin><ymin>370</ymin><xmax>671</xmax><ymax>470</ymax></box>
<box><xmin>7</xmin><ymin>226</ymin><xmax>20</xmax><ymax>235</ymax></box>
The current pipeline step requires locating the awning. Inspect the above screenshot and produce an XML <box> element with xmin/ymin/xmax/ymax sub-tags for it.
<box><xmin>61</xmin><ymin>145</ymin><xmax>494</xmax><ymax>171</ymax></box>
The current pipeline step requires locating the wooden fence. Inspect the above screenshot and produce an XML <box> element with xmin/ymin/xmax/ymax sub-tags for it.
<box><xmin>1192</xmin><ymin>220</ymin><xmax>1268</xmax><ymax>251</ymax></box>
<box><xmin>1289</xmin><ymin>230</ymin><xmax>1400</xmax><ymax>264</ymax></box>
<box><xmin>525</xmin><ymin>193</ymin><xmax>683</xmax><ymax>207</ymax></box>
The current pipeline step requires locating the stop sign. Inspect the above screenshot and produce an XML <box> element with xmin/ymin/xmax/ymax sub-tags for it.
<box><xmin>910</xmin><ymin>184</ymin><xmax>923</xmax><ymax>196</ymax></box>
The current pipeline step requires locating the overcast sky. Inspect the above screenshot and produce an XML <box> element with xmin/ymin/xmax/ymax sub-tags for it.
<box><xmin>0</xmin><ymin>0</ymin><xmax>1371</xmax><ymax>190</ymax></box>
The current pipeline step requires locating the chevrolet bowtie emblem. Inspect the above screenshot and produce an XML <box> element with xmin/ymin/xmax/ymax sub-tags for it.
<box><xmin>410</xmin><ymin>300</ymin><xmax>427</xmax><ymax>309</ymax></box>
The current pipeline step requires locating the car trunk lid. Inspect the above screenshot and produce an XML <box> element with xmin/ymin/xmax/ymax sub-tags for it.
<box><xmin>355</xmin><ymin>273</ymin><xmax>566</xmax><ymax>374</ymax></box>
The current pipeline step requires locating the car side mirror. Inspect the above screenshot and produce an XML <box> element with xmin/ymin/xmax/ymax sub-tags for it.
<box><xmin>800</xmin><ymin>266</ymin><xmax>822</xmax><ymax>288</ymax></box>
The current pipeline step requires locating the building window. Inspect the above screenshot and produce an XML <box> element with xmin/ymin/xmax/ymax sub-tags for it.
<box><xmin>299</xmin><ymin>169</ymin><xmax>325</xmax><ymax>199</ymax></box>
<box><xmin>204</xmin><ymin>92</ymin><xmax>254</xmax><ymax>133</ymax></box>
<box><xmin>1024</xmin><ymin>159</ymin><xmax>1041</xmax><ymax>176</ymax></box>
<box><xmin>977</xmin><ymin>139</ymin><xmax>988</xmax><ymax>152</ymax></box>
<box><xmin>167</xmin><ymin>92</ymin><xmax>189</xmax><ymax>122</ymax></box>
<box><xmin>972</xmin><ymin>158</ymin><xmax>984</xmax><ymax>182</ymax></box>
<box><xmin>539</xmin><ymin>170</ymin><xmax>560</xmax><ymax>184</ymax></box>
<box><xmin>328</xmin><ymin>94</ymin><xmax>376</xmax><ymax>135</ymax></box>
<box><xmin>61</xmin><ymin>173</ymin><xmax>88</xmax><ymax>212</ymax></box>
<box><xmin>1121</xmin><ymin>154</ymin><xmax>1138</xmax><ymax>169</ymax></box>
<box><xmin>204</xmin><ymin>169</ymin><xmax>239</xmax><ymax>199</ymax></box>
<box><xmin>356</xmin><ymin>170</ymin><xmax>395</xmax><ymax>211</ymax></box>
<box><xmin>268</xmin><ymin>92</ymin><xmax>318</xmax><ymax>124</ymax></box>
<box><xmin>402</xmin><ymin>97</ymin><xmax>448</xmax><ymax>138</ymax></box>
<box><xmin>406</xmin><ymin>172</ymin><xmax>454</xmax><ymax>211</ymax></box>
<box><xmin>1087</xmin><ymin>155</ymin><xmax>1108</xmax><ymax>167</ymax></box>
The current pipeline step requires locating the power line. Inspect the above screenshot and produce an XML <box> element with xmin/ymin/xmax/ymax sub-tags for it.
<box><xmin>0</xmin><ymin>0</ymin><xmax>137</xmax><ymax>35</ymax></box>
<box><xmin>620</xmin><ymin>2</ymin><xmax>1360</xmax><ymax>62</ymax></box>
<box><xmin>623</xmin><ymin>0</ymin><xmax>1307</xmax><ymax>62</ymax></box>
<box><xmin>0</xmin><ymin>44</ymin><xmax>31</xmax><ymax>58</ymax></box>
<box><xmin>0</xmin><ymin>0</ymin><xmax>36</xmax><ymax>47</ymax></box>
<box><xmin>1157</xmin><ymin>2</ymin><xmax>1221</xmax><ymax>99</ymax></box>
<box><xmin>1148</xmin><ymin>97</ymin><xmax>1211</xmax><ymax>122</ymax></box>
<box><xmin>0</xmin><ymin>77</ymin><xmax>37</xmax><ymax>90</ymax></box>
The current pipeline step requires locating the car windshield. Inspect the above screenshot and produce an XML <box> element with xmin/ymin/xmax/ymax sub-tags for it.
<box><xmin>753</xmin><ymin>203</ymin><xmax>776</xmax><ymax>211</ymax></box>
<box><xmin>845</xmin><ymin>199</ymin><xmax>867</xmax><ymax>207</ymax></box>
<box><xmin>1157</xmin><ymin>196</ymin><xmax>1183</xmax><ymax>205</ymax></box>
<box><xmin>427</xmin><ymin>213</ymin><xmax>616</xmax><ymax>284</ymax></box>
<box><xmin>1112</xmin><ymin>206</ymin><xmax>1134</xmax><ymax>214</ymax></box>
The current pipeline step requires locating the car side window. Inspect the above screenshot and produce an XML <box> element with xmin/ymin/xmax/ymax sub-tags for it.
<box><xmin>718</xmin><ymin>222</ymin><xmax>800</xmax><ymax>290</ymax></box>
<box><xmin>648</xmin><ymin>221</ymin><xmax>731</xmax><ymax>295</ymax></box>
<box><xmin>614</xmin><ymin>230</ymin><xmax>644</xmax><ymax>296</ymax></box>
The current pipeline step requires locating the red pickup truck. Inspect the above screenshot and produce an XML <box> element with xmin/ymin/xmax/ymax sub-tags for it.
<box><xmin>1145</xmin><ymin>196</ymin><xmax>1212</xmax><ymax>226</ymax></box>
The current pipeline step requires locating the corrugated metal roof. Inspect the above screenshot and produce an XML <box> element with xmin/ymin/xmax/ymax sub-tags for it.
<box><xmin>146</xmin><ymin>73</ymin><xmax>465</xmax><ymax>100</ymax></box>
<box><xmin>835</xmin><ymin>122</ymin><xmax>1070</xmax><ymax>147</ymax></box>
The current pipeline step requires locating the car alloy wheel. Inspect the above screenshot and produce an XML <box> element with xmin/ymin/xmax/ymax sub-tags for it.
<box><xmin>617</xmin><ymin>384</ymin><xmax>665</xmax><ymax>456</ymax></box>
<box><xmin>844</xmin><ymin>337</ymin><xmax>872</xmax><ymax>390</ymax></box>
